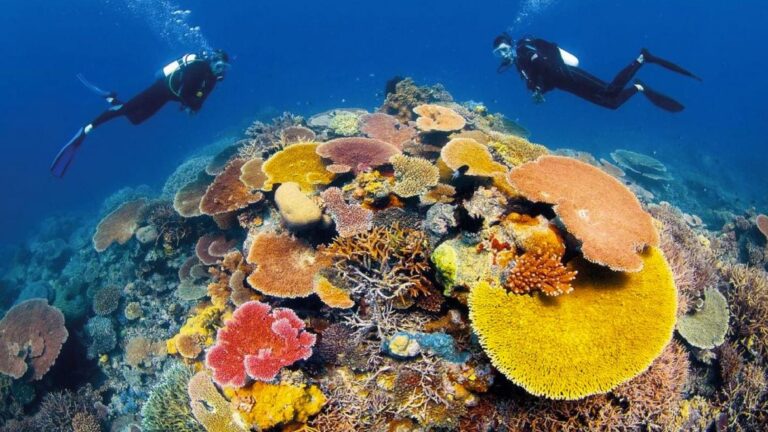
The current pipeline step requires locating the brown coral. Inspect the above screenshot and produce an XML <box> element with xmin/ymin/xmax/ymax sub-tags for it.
<box><xmin>0</xmin><ymin>299</ymin><xmax>68</xmax><ymax>380</ymax></box>
<box><xmin>359</xmin><ymin>112</ymin><xmax>417</xmax><ymax>149</ymax></box>
<box><xmin>173</xmin><ymin>175</ymin><xmax>211</xmax><ymax>218</ymax></box>
<box><xmin>316</xmin><ymin>137</ymin><xmax>400</xmax><ymax>175</ymax></box>
<box><xmin>441</xmin><ymin>138</ymin><xmax>506</xmax><ymax>176</ymax></box>
<box><xmin>390</xmin><ymin>154</ymin><xmax>439</xmax><ymax>198</ymax></box>
<box><xmin>124</xmin><ymin>336</ymin><xmax>165</xmax><ymax>367</ymax></box>
<box><xmin>504</xmin><ymin>249</ymin><xmax>577</xmax><ymax>296</ymax></box>
<box><xmin>757</xmin><ymin>214</ymin><xmax>768</xmax><ymax>241</ymax></box>
<box><xmin>509</xmin><ymin>156</ymin><xmax>659</xmax><ymax>272</ymax></box>
<box><xmin>195</xmin><ymin>233</ymin><xmax>224</xmax><ymax>265</ymax></box>
<box><xmin>200</xmin><ymin>159</ymin><xmax>264</xmax><ymax>216</ymax></box>
<box><xmin>92</xmin><ymin>199</ymin><xmax>147</xmax><ymax>252</ymax></box>
<box><xmin>321</xmin><ymin>187</ymin><xmax>373</xmax><ymax>238</ymax></box>
<box><xmin>238</xmin><ymin>157</ymin><xmax>268</xmax><ymax>190</ymax></box>
<box><xmin>246</xmin><ymin>232</ymin><xmax>330</xmax><ymax>298</ymax></box>
<box><xmin>280</xmin><ymin>125</ymin><xmax>316</xmax><ymax>145</ymax></box>
<box><xmin>413</xmin><ymin>104</ymin><xmax>466</xmax><ymax>132</ymax></box>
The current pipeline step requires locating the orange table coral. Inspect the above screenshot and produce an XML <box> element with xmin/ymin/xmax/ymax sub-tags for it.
<box><xmin>413</xmin><ymin>104</ymin><xmax>466</xmax><ymax>132</ymax></box>
<box><xmin>200</xmin><ymin>159</ymin><xmax>264</xmax><ymax>216</ymax></box>
<box><xmin>440</xmin><ymin>138</ymin><xmax>507</xmax><ymax>177</ymax></box>
<box><xmin>509</xmin><ymin>155</ymin><xmax>659</xmax><ymax>272</ymax></box>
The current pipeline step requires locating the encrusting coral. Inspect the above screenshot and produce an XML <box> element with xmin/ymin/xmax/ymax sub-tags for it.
<box><xmin>205</xmin><ymin>301</ymin><xmax>316</xmax><ymax>386</ymax></box>
<box><xmin>92</xmin><ymin>198</ymin><xmax>148</xmax><ymax>252</ymax></box>
<box><xmin>469</xmin><ymin>247</ymin><xmax>677</xmax><ymax>400</ymax></box>
<box><xmin>261</xmin><ymin>142</ymin><xmax>335</xmax><ymax>192</ymax></box>
<box><xmin>223</xmin><ymin>380</ymin><xmax>326</xmax><ymax>430</ymax></box>
<box><xmin>509</xmin><ymin>155</ymin><xmax>660</xmax><ymax>272</ymax></box>
<box><xmin>0</xmin><ymin>299</ymin><xmax>68</xmax><ymax>381</ymax></box>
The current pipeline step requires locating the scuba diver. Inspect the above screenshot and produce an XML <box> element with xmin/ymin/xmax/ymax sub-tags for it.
<box><xmin>492</xmin><ymin>34</ymin><xmax>701</xmax><ymax>112</ymax></box>
<box><xmin>50</xmin><ymin>49</ymin><xmax>230</xmax><ymax>178</ymax></box>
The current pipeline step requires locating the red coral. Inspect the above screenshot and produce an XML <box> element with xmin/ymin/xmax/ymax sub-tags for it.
<box><xmin>205</xmin><ymin>301</ymin><xmax>316</xmax><ymax>387</ymax></box>
<box><xmin>316</xmin><ymin>137</ymin><xmax>400</xmax><ymax>175</ymax></box>
<box><xmin>0</xmin><ymin>299</ymin><xmax>68</xmax><ymax>380</ymax></box>
<box><xmin>321</xmin><ymin>187</ymin><xmax>373</xmax><ymax>238</ymax></box>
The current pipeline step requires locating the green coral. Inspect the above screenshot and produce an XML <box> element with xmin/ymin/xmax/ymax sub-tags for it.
<box><xmin>677</xmin><ymin>287</ymin><xmax>729</xmax><ymax>349</ymax></box>
<box><xmin>141</xmin><ymin>363</ymin><xmax>204</xmax><ymax>432</ymax></box>
<box><xmin>431</xmin><ymin>237</ymin><xmax>495</xmax><ymax>295</ymax></box>
<box><xmin>329</xmin><ymin>111</ymin><xmax>361</xmax><ymax>136</ymax></box>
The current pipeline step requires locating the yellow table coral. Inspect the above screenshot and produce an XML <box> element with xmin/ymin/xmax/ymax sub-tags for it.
<box><xmin>468</xmin><ymin>247</ymin><xmax>677</xmax><ymax>400</ymax></box>
<box><xmin>224</xmin><ymin>381</ymin><xmax>326</xmax><ymax>430</ymax></box>
<box><xmin>261</xmin><ymin>143</ymin><xmax>335</xmax><ymax>192</ymax></box>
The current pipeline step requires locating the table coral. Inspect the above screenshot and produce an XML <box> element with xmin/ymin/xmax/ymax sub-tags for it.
<box><xmin>187</xmin><ymin>371</ymin><xmax>246</xmax><ymax>432</ymax></box>
<box><xmin>315</xmin><ymin>276</ymin><xmax>354</xmax><ymax>309</ymax></box>
<box><xmin>281</xmin><ymin>125</ymin><xmax>316</xmax><ymax>145</ymax></box>
<box><xmin>390</xmin><ymin>154</ymin><xmax>439</xmax><ymax>198</ymax></box>
<box><xmin>509</xmin><ymin>156</ymin><xmax>659</xmax><ymax>272</ymax></box>
<box><xmin>441</xmin><ymin>138</ymin><xmax>507</xmax><ymax>177</ymax></box>
<box><xmin>0</xmin><ymin>299</ymin><xmax>68</xmax><ymax>381</ymax></box>
<box><xmin>757</xmin><ymin>214</ymin><xmax>768</xmax><ymax>241</ymax></box>
<box><xmin>223</xmin><ymin>381</ymin><xmax>326</xmax><ymax>430</ymax></box>
<box><xmin>92</xmin><ymin>198</ymin><xmax>147</xmax><ymax>252</ymax></box>
<box><xmin>468</xmin><ymin>247</ymin><xmax>677</xmax><ymax>400</ymax></box>
<box><xmin>205</xmin><ymin>301</ymin><xmax>316</xmax><ymax>386</ymax></box>
<box><xmin>262</xmin><ymin>143</ymin><xmax>335</xmax><ymax>192</ymax></box>
<box><xmin>200</xmin><ymin>159</ymin><xmax>264</xmax><ymax>216</ymax></box>
<box><xmin>359</xmin><ymin>112</ymin><xmax>417</xmax><ymax>149</ymax></box>
<box><xmin>316</xmin><ymin>137</ymin><xmax>400</xmax><ymax>175</ymax></box>
<box><xmin>677</xmin><ymin>287</ymin><xmax>729</xmax><ymax>349</ymax></box>
<box><xmin>485</xmin><ymin>131</ymin><xmax>549</xmax><ymax>168</ymax></box>
<box><xmin>173</xmin><ymin>174</ymin><xmax>211</xmax><ymax>218</ymax></box>
<box><xmin>321</xmin><ymin>187</ymin><xmax>373</xmax><ymax>238</ymax></box>
<box><xmin>413</xmin><ymin>104</ymin><xmax>466</xmax><ymax>132</ymax></box>
<box><xmin>246</xmin><ymin>231</ymin><xmax>330</xmax><ymax>298</ymax></box>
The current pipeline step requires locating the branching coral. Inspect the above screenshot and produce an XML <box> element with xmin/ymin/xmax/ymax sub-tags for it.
<box><xmin>509</xmin><ymin>156</ymin><xmax>659</xmax><ymax>272</ymax></box>
<box><xmin>200</xmin><ymin>159</ymin><xmax>264</xmax><ymax>216</ymax></box>
<box><xmin>316</xmin><ymin>137</ymin><xmax>400</xmax><ymax>175</ymax></box>
<box><xmin>92</xmin><ymin>285</ymin><xmax>121</xmax><ymax>316</ymax></box>
<box><xmin>413</xmin><ymin>104</ymin><xmax>466</xmax><ymax>132</ymax></box>
<box><xmin>205</xmin><ymin>301</ymin><xmax>316</xmax><ymax>386</ymax></box>
<box><xmin>390</xmin><ymin>154</ymin><xmax>439</xmax><ymax>198</ymax></box>
<box><xmin>469</xmin><ymin>247</ymin><xmax>677</xmax><ymax>400</ymax></box>
<box><xmin>223</xmin><ymin>381</ymin><xmax>326</xmax><ymax>430</ymax></box>
<box><xmin>723</xmin><ymin>264</ymin><xmax>768</xmax><ymax>362</ymax></box>
<box><xmin>321</xmin><ymin>187</ymin><xmax>373</xmax><ymax>238</ymax></box>
<box><xmin>92</xmin><ymin>198</ymin><xmax>147</xmax><ymax>252</ymax></box>
<box><xmin>246</xmin><ymin>231</ymin><xmax>330</xmax><ymax>298</ymax></box>
<box><xmin>262</xmin><ymin>143</ymin><xmax>335</xmax><ymax>192</ymax></box>
<box><xmin>503</xmin><ymin>249</ymin><xmax>577</xmax><ymax>296</ymax></box>
<box><xmin>359</xmin><ymin>112</ymin><xmax>417</xmax><ymax>149</ymax></box>
<box><xmin>441</xmin><ymin>138</ymin><xmax>507</xmax><ymax>176</ymax></box>
<box><xmin>0</xmin><ymin>299</ymin><xmax>68</xmax><ymax>380</ymax></box>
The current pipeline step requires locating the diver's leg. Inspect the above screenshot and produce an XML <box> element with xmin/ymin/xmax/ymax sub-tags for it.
<box><xmin>605</xmin><ymin>53</ymin><xmax>646</xmax><ymax>94</ymax></box>
<box><xmin>557</xmin><ymin>67</ymin><xmax>618</xmax><ymax>109</ymax></box>
<box><xmin>121</xmin><ymin>80</ymin><xmax>172</xmax><ymax>125</ymax></box>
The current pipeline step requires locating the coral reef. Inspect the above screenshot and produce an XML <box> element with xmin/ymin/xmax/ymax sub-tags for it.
<box><xmin>321</xmin><ymin>187</ymin><xmax>373</xmax><ymax>237</ymax></box>
<box><xmin>390</xmin><ymin>154</ymin><xmax>439</xmax><ymax>198</ymax></box>
<box><xmin>199</xmin><ymin>159</ymin><xmax>264</xmax><ymax>216</ymax></box>
<box><xmin>441</xmin><ymin>137</ymin><xmax>506</xmax><ymax>176</ymax></box>
<box><xmin>469</xmin><ymin>247</ymin><xmax>677</xmax><ymax>400</ymax></box>
<box><xmin>223</xmin><ymin>380</ymin><xmax>326</xmax><ymax>430</ymax></box>
<box><xmin>0</xmin><ymin>299</ymin><xmax>68</xmax><ymax>380</ymax></box>
<box><xmin>316</xmin><ymin>137</ymin><xmax>400</xmax><ymax>175</ymax></box>
<box><xmin>205</xmin><ymin>301</ymin><xmax>316</xmax><ymax>386</ymax></box>
<box><xmin>413</xmin><ymin>104</ymin><xmax>466</xmax><ymax>132</ymax></box>
<box><xmin>274</xmin><ymin>182</ymin><xmax>323</xmax><ymax>230</ymax></box>
<box><xmin>359</xmin><ymin>112</ymin><xmax>417</xmax><ymax>149</ymax></box>
<box><xmin>141</xmin><ymin>363</ymin><xmax>203</xmax><ymax>432</ymax></box>
<box><xmin>93</xmin><ymin>199</ymin><xmax>148</xmax><ymax>252</ymax></box>
<box><xmin>509</xmin><ymin>156</ymin><xmax>659</xmax><ymax>272</ymax></box>
<box><xmin>261</xmin><ymin>142</ymin><xmax>335</xmax><ymax>192</ymax></box>
<box><xmin>677</xmin><ymin>287</ymin><xmax>729</xmax><ymax>349</ymax></box>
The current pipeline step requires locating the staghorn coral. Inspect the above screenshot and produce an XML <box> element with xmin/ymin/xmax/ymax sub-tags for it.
<box><xmin>28</xmin><ymin>386</ymin><xmax>104</xmax><ymax>432</ymax></box>
<box><xmin>275</xmin><ymin>182</ymin><xmax>323</xmax><ymax>229</ymax></box>
<box><xmin>205</xmin><ymin>301</ymin><xmax>316</xmax><ymax>386</ymax></box>
<box><xmin>469</xmin><ymin>247</ymin><xmax>677</xmax><ymax>400</ymax></box>
<box><xmin>173</xmin><ymin>174</ymin><xmax>211</xmax><ymax>218</ymax></box>
<box><xmin>71</xmin><ymin>412</ymin><xmax>101</xmax><ymax>432</ymax></box>
<box><xmin>413</xmin><ymin>104</ymin><xmax>466</xmax><ymax>132</ymax></box>
<box><xmin>223</xmin><ymin>381</ymin><xmax>326</xmax><ymax>430</ymax></box>
<box><xmin>359</xmin><ymin>112</ymin><xmax>417</xmax><ymax>149</ymax></box>
<box><xmin>321</xmin><ymin>187</ymin><xmax>374</xmax><ymax>238</ymax></box>
<box><xmin>141</xmin><ymin>363</ymin><xmax>204</xmax><ymax>432</ymax></box>
<box><xmin>316</xmin><ymin>137</ymin><xmax>400</xmax><ymax>175</ymax></box>
<box><xmin>676</xmin><ymin>287</ymin><xmax>729</xmax><ymax>349</ymax></box>
<box><xmin>92</xmin><ymin>285</ymin><xmax>121</xmax><ymax>316</ymax></box>
<box><xmin>200</xmin><ymin>159</ymin><xmax>264</xmax><ymax>216</ymax></box>
<box><xmin>92</xmin><ymin>198</ymin><xmax>147</xmax><ymax>252</ymax></box>
<box><xmin>503</xmin><ymin>248</ymin><xmax>577</xmax><ymax>296</ymax></box>
<box><xmin>509</xmin><ymin>156</ymin><xmax>659</xmax><ymax>272</ymax></box>
<box><xmin>441</xmin><ymin>138</ymin><xmax>507</xmax><ymax>176</ymax></box>
<box><xmin>315</xmin><ymin>276</ymin><xmax>355</xmax><ymax>309</ymax></box>
<box><xmin>262</xmin><ymin>142</ymin><xmax>335</xmax><ymax>192</ymax></box>
<box><xmin>0</xmin><ymin>299</ymin><xmax>68</xmax><ymax>380</ymax></box>
<box><xmin>246</xmin><ymin>231</ymin><xmax>330</xmax><ymax>298</ymax></box>
<box><xmin>390</xmin><ymin>154</ymin><xmax>439</xmax><ymax>198</ymax></box>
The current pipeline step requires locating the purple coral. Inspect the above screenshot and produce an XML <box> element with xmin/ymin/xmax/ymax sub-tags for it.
<box><xmin>321</xmin><ymin>187</ymin><xmax>373</xmax><ymax>237</ymax></box>
<box><xmin>316</xmin><ymin>137</ymin><xmax>400</xmax><ymax>175</ymax></box>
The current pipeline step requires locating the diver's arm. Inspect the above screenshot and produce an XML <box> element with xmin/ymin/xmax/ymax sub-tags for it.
<box><xmin>179</xmin><ymin>62</ymin><xmax>217</xmax><ymax>112</ymax></box>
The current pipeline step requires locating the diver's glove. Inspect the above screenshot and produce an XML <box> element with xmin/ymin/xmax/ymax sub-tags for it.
<box><xmin>532</xmin><ymin>89</ymin><xmax>546</xmax><ymax>104</ymax></box>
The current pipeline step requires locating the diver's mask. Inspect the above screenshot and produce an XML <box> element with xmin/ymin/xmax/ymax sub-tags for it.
<box><xmin>493</xmin><ymin>42</ymin><xmax>515</xmax><ymax>73</ymax></box>
<box><xmin>211</xmin><ymin>59</ymin><xmax>231</xmax><ymax>81</ymax></box>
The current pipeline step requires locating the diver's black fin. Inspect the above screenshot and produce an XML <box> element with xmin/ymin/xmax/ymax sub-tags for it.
<box><xmin>77</xmin><ymin>74</ymin><xmax>120</xmax><ymax>105</ymax></box>
<box><xmin>636</xmin><ymin>80</ymin><xmax>685</xmax><ymax>113</ymax></box>
<box><xmin>641</xmin><ymin>49</ymin><xmax>702</xmax><ymax>81</ymax></box>
<box><xmin>50</xmin><ymin>127</ymin><xmax>87</xmax><ymax>178</ymax></box>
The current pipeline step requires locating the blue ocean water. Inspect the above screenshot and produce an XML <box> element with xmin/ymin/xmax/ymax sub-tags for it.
<box><xmin>0</xmin><ymin>0</ymin><xmax>765</xmax><ymax>246</ymax></box>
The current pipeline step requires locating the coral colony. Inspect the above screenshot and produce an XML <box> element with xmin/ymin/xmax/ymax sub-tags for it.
<box><xmin>2</xmin><ymin>78</ymin><xmax>768</xmax><ymax>431</ymax></box>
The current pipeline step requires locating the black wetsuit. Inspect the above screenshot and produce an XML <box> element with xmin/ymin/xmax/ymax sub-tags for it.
<box><xmin>92</xmin><ymin>55</ymin><xmax>218</xmax><ymax>127</ymax></box>
<box><xmin>514</xmin><ymin>38</ymin><xmax>644</xmax><ymax>110</ymax></box>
